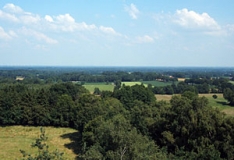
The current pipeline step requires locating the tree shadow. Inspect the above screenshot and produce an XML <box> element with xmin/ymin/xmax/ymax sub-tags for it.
<box><xmin>216</xmin><ymin>100</ymin><xmax>230</xmax><ymax>106</ymax></box>
<box><xmin>60</xmin><ymin>131</ymin><xmax>82</xmax><ymax>160</ymax></box>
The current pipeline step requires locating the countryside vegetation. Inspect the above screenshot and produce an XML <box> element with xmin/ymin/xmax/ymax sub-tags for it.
<box><xmin>1</xmin><ymin>67</ymin><xmax>234</xmax><ymax>159</ymax></box>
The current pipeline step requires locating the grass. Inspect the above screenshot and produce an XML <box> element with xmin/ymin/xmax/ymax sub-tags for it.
<box><xmin>83</xmin><ymin>82</ymin><xmax>114</xmax><ymax>92</ymax></box>
<box><xmin>122</xmin><ymin>81</ymin><xmax>145</xmax><ymax>86</ymax></box>
<box><xmin>84</xmin><ymin>80</ymin><xmax>178</xmax><ymax>93</ymax></box>
<box><xmin>177</xmin><ymin>78</ymin><xmax>186</xmax><ymax>82</ymax></box>
<box><xmin>122</xmin><ymin>81</ymin><xmax>175</xmax><ymax>87</ymax></box>
<box><xmin>229</xmin><ymin>80</ymin><xmax>234</xmax><ymax>85</ymax></box>
<box><xmin>0</xmin><ymin>126</ymin><xmax>78</xmax><ymax>160</ymax></box>
<box><xmin>156</xmin><ymin>93</ymin><xmax>234</xmax><ymax>116</ymax></box>
<box><xmin>143</xmin><ymin>81</ymin><xmax>175</xmax><ymax>87</ymax></box>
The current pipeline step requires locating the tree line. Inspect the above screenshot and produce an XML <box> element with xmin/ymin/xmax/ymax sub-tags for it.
<box><xmin>1</xmin><ymin>81</ymin><xmax>234</xmax><ymax>159</ymax></box>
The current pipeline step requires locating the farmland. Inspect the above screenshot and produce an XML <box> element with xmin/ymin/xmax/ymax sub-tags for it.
<box><xmin>156</xmin><ymin>93</ymin><xmax>234</xmax><ymax>116</ymax></box>
<box><xmin>0</xmin><ymin>126</ymin><xmax>78</xmax><ymax>160</ymax></box>
<box><xmin>83</xmin><ymin>82</ymin><xmax>114</xmax><ymax>92</ymax></box>
<box><xmin>84</xmin><ymin>80</ymin><xmax>175</xmax><ymax>92</ymax></box>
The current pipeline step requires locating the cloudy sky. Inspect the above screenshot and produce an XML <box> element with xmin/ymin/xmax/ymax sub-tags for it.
<box><xmin>0</xmin><ymin>0</ymin><xmax>234</xmax><ymax>66</ymax></box>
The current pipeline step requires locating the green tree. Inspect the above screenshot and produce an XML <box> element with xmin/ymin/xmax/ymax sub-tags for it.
<box><xmin>212</xmin><ymin>94</ymin><xmax>218</xmax><ymax>99</ymax></box>
<box><xmin>223</xmin><ymin>88</ymin><xmax>234</xmax><ymax>105</ymax></box>
<box><xmin>20</xmin><ymin>127</ymin><xmax>64</xmax><ymax>160</ymax></box>
<box><xmin>93</xmin><ymin>87</ymin><xmax>101</xmax><ymax>95</ymax></box>
<box><xmin>81</xmin><ymin>114</ymin><xmax>166</xmax><ymax>159</ymax></box>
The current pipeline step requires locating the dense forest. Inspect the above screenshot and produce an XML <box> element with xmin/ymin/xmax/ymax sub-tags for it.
<box><xmin>1</xmin><ymin>67</ymin><xmax>234</xmax><ymax>159</ymax></box>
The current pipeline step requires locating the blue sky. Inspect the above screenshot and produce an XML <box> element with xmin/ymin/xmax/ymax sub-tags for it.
<box><xmin>0</xmin><ymin>0</ymin><xmax>234</xmax><ymax>66</ymax></box>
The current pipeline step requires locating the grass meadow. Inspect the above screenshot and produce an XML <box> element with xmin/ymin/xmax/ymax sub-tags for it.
<box><xmin>83</xmin><ymin>82</ymin><xmax>114</xmax><ymax>92</ymax></box>
<box><xmin>0</xmin><ymin>126</ymin><xmax>79</xmax><ymax>160</ymax></box>
<box><xmin>156</xmin><ymin>93</ymin><xmax>234</xmax><ymax>116</ymax></box>
<box><xmin>142</xmin><ymin>81</ymin><xmax>176</xmax><ymax>87</ymax></box>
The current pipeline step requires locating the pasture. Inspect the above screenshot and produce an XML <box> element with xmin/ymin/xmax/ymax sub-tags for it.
<box><xmin>84</xmin><ymin>81</ymin><xmax>176</xmax><ymax>92</ymax></box>
<box><xmin>143</xmin><ymin>81</ymin><xmax>175</xmax><ymax>87</ymax></box>
<box><xmin>229</xmin><ymin>80</ymin><xmax>234</xmax><ymax>85</ymax></box>
<box><xmin>156</xmin><ymin>93</ymin><xmax>234</xmax><ymax>116</ymax></box>
<box><xmin>83</xmin><ymin>82</ymin><xmax>114</xmax><ymax>92</ymax></box>
<box><xmin>0</xmin><ymin>126</ymin><xmax>79</xmax><ymax>160</ymax></box>
<box><xmin>122</xmin><ymin>81</ymin><xmax>145</xmax><ymax>86</ymax></box>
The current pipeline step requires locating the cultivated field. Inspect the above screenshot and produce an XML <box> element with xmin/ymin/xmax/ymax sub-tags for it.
<box><xmin>0</xmin><ymin>126</ymin><xmax>79</xmax><ymax>160</ymax></box>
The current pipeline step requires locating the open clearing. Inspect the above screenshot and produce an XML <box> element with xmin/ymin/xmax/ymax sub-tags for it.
<box><xmin>84</xmin><ymin>82</ymin><xmax>114</xmax><ymax>92</ymax></box>
<box><xmin>143</xmin><ymin>81</ymin><xmax>175</xmax><ymax>87</ymax></box>
<box><xmin>122</xmin><ymin>81</ymin><xmax>145</xmax><ymax>86</ymax></box>
<box><xmin>177</xmin><ymin>78</ymin><xmax>186</xmax><ymax>82</ymax></box>
<box><xmin>0</xmin><ymin>126</ymin><xmax>78</xmax><ymax>160</ymax></box>
<box><xmin>156</xmin><ymin>93</ymin><xmax>234</xmax><ymax>116</ymax></box>
<box><xmin>84</xmin><ymin>81</ymin><xmax>176</xmax><ymax>92</ymax></box>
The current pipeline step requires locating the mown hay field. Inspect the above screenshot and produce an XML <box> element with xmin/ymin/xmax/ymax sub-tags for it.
<box><xmin>0</xmin><ymin>126</ymin><xmax>78</xmax><ymax>160</ymax></box>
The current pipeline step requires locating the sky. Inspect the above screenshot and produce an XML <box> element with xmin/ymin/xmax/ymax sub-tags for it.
<box><xmin>0</xmin><ymin>0</ymin><xmax>234</xmax><ymax>67</ymax></box>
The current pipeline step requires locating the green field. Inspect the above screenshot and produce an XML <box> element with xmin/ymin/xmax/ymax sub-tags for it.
<box><xmin>156</xmin><ymin>93</ymin><xmax>234</xmax><ymax>116</ymax></box>
<box><xmin>0</xmin><ymin>126</ymin><xmax>79</xmax><ymax>160</ymax></box>
<box><xmin>229</xmin><ymin>80</ymin><xmax>234</xmax><ymax>85</ymax></box>
<box><xmin>83</xmin><ymin>81</ymin><xmax>177</xmax><ymax>93</ymax></box>
<box><xmin>143</xmin><ymin>81</ymin><xmax>175</xmax><ymax>87</ymax></box>
<box><xmin>122</xmin><ymin>81</ymin><xmax>175</xmax><ymax>87</ymax></box>
<box><xmin>83</xmin><ymin>82</ymin><xmax>114</xmax><ymax>92</ymax></box>
<box><xmin>122</xmin><ymin>81</ymin><xmax>146</xmax><ymax>86</ymax></box>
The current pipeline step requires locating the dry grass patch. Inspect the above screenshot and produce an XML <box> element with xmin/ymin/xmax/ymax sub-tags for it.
<box><xmin>177</xmin><ymin>78</ymin><xmax>186</xmax><ymax>82</ymax></box>
<box><xmin>156</xmin><ymin>94</ymin><xmax>173</xmax><ymax>101</ymax></box>
<box><xmin>0</xmin><ymin>126</ymin><xmax>78</xmax><ymax>160</ymax></box>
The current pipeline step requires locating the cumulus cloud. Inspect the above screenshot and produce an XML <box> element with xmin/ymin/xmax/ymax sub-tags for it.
<box><xmin>56</xmin><ymin>13</ymin><xmax>75</xmax><ymax>23</ymax></box>
<box><xmin>20</xmin><ymin>28</ymin><xmax>58</xmax><ymax>44</ymax></box>
<box><xmin>45</xmin><ymin>15</ymin><xmax>53</xmax><ymax>22</ymax></box>
<box><xmin>99</xmin><ymin>26</ymin><xmax>121</xmax><ymax>36</ymax></box>
<box><xmin>0</xmin><ymin>4</ymin><xmax>41</xmax><ymax>25</ymax></box>
<box><xmin>0</xmin><ymin>3</ymin><xmax>125</xmax><ymax>45</ymax></box>
<box><xmin>3</xmin><ymin>3</ymin><xmax>23</xmax><ymax>13</ymax></box>
<box><xmin>0</xmin><ymin>10</ymin><xmax>19</xmax><ymax>22</ymax></box>
<box><xmin>0</xmin><ymin>26</ymin><xmax>11</xmax><ymax>40</ymax></box>
<box><xmin>173</xmin><ymin>8</ymin><xmax>220</xmax><ymax>31</ymax></box>
<box><xmin>125</xmin><ymin>3</ymin><xmax>139</xmax><ymax>19</ymax></box>
<box><xmin>21</xmin><ymin>14</ymin><xmax>41</xmax><ymax>24</ymax></box>
<box><xmin>136</xmin><ymin>35</ymin><xmax>154</xmax><ymax>43</ymax></box>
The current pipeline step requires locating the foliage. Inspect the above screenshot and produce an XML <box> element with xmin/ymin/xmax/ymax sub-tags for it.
<box><xmin>81</xmin><ymin>114</ymin><xmax>167</xmax><ymax>159</ymax></box>
<box><xmin>213</xmin><ymin>94</ymin><xmax>218</xmax><ymax>99</ymax></box>
<box><xmin>20</xmin><ymin>127</ymin><xmax>64</xmax><ymax>160</ymax></box>
<box><xmin>223</xmin><ymin>88</ymin><xmax>234</xmax><ymax>105</ymax></box>
<box><xmin>1</xmin><ymin>68</ymin><xmax>234</xmax><ymax>159</ymax></box>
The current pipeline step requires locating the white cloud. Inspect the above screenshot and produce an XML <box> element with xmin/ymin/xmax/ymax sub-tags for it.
<box><xmin>225</xmin><ymin>24</ymin><xmax>234</xmax><ymax>34</ymax></box>
<box><xmin>136</xmin><ymin>35</ymin><xmax>154</xmax><ymax>43</ymax></box>
<box><xmin>174</xmin><ymin>8</ymin><xmax>220</xmax><ymax>31</ymax></box>
<box><xmin>99</xmin><ymin>26</ymin><xmax>121</xmax><ymax>36</ymax></box>
<box><xmin>0</xmin><ymin>26</ymin><xmax>11</xmax><ymax>40</ymax></box>
<box><xmin>9</xmin><ymin>30</ymin><xmax>17</xmax><ymax>37</ymax></box>
<box><xmin>125</xmin><ymin>3</ymin><xmax>139</xmax><ymax>19</ymax></box>
<box><xmin>56</xmin><ymin>13</ymin><xmax>75</xmax><ymax>23</ymax></box>
<box><xmin>21</xmin><ymin>14</ymin><xmax>41</xmax><ymax>24</ymax></box>
<box><xmin>20</xmin><ymin>28</ymin><xmax>58</xmax><ymax>44</ymax></box>
<box><xmin>3</xmin><ymin>3</ymin><xmax>23</xmax><ymax>13</ymax></box>
<box><xmin>45</xmin><ymin>15</ymin><xmax>53</xmax><ymax>22</ymax></box>
<box><xmin>0</xmin><ymin>10</ymin><xmax>19</xmax><ymax>22</ymax></box>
